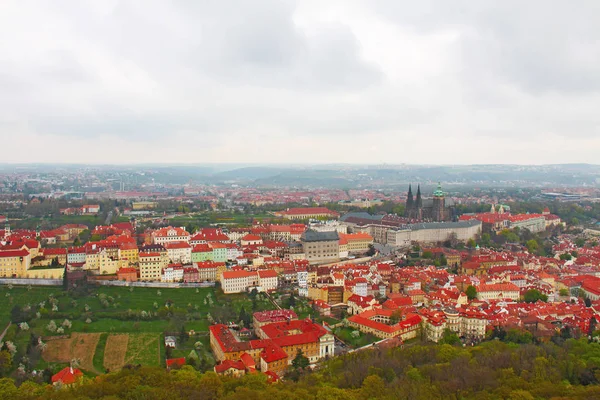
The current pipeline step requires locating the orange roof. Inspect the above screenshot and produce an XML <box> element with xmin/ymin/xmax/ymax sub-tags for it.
<box><xmin>214</xmin><ymin>359</ymin><xmax>245</xmax><ymax>373</ymax></box>
<box><xmin>164</xmin><ymin>241</ymin><xmax>191</xmax><ymax>249</ymax></box>
<box><xmin>52</xmin><ymin>367</ymin><xmax>83</xmax><ymax>385</ymax></box>
<box><xmin>258</xmin><ymin>269</ymin><xmax>278</xmax><ymax>278</ymax></box>
<box><xmin>222</xmin><ymin>270</ymin><xmax>255</xmax><ymax>279</ymax></box>
<box><xmin>241</xmin><ymin>234</ymin><xmax>262</xmax><ymax>241</ymax></box>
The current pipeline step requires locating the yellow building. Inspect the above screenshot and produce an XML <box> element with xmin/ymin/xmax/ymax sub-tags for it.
<box><xmin>0</xmin><ymin>249</ymin><xmax>31</xmax><ymax>278</ymax></box>
<box><xmin>339</xmin><ymin>233</ymin><xmax>374</xmax><ymax>253</ymax></box>
<box><xmin>139</xmin><ymin>252</ymin><xmax>168</xmax><ymax>281</ymax></box>
<box><xmin>132</xmin><ymin>201</ymin><xmax>158</xmax><ymax>210</ymax></box>
<box><xmin>85</xmin><ymin>250</ymin><xmax>122</xmax><ymax>275</ymax></box>
<box><xmin>26</xmin><ymin>267</ymin><xmax>64</xmax><ymax>279</ymax></box>
<box><xmin>119</xmin><ymin>243</ymin><xmax>139</xmax><ymax>265</ymax></box>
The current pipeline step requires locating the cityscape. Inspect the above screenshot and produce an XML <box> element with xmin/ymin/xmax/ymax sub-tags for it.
<box><xmin>2</xmin><ymin>0</ymin><xmax>600</xmax><ymax>399</ymax></box>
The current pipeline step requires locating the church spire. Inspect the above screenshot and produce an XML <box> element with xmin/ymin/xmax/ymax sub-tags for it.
<box><xmin>406</xmin><ymin>184</ymin><xmax>414</xmax><ymax>210</ymax></box>
<box><xmin>416</xmin><ymin>184</ymin><xmax>422</xmax><ymax>208</ymax></box>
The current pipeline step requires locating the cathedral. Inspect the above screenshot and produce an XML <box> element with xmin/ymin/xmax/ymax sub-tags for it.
<box><xmin>404</xmin><ymin>183</ymin><xmax>455</xmax><ymax>222</ymax></box>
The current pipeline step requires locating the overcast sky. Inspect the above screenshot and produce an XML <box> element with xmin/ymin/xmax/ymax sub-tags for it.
<box><xmin>1</xmin><ymin>0</ymin><xmax>599</xmax><ymax>165</ymax></box>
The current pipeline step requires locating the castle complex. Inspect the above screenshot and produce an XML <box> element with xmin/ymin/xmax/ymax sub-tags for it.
<box><xmin>404</xmin><ymin>183</ymin><xmax>455</xmax><ymax>222</ymax></box>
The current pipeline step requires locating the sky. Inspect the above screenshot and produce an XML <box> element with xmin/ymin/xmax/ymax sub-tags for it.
<box><xmin>1</xmin><ymin>0</ymin><xmax>600</xmax><ymax>165</ymax></box>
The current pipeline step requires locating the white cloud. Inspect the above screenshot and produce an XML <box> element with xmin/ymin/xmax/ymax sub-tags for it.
<box><xmin>0</xmin><ymin>0</ymin><xmax>599</xmax><ymax>164</ymax></box>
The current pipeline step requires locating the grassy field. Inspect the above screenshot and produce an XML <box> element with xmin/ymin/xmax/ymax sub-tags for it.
<box><xmin>0</xmin><ymin>286</ymin><xmax>58</xmax><ymax>327</ymax></box>
<box><xmin>93</xmin><ymin>333</ymin><xmax>109</xmax><ymax>372</ymax></box>
<box><xmin>13</xmin><ymin>214</ymin><xmax>131</xmax><ymax>230</ymax></box>
<box><xmin>123</xmin><ymin>333</ymin><xmax>160</xmax><ymax>367</ymax></box>
<box><xmin>2</xmin><ymin>284</ymin><xmax>274</xmax><ymax>374</ymax></box>
<box><xmin>334</xmin><ymin>326</ymin><xmax>380</xmax><ymax>348</ymax></box>
<box><xmin>169</xmin><ymin>212</ymin><xmax>275</xmax><ymax>227</ymax></box>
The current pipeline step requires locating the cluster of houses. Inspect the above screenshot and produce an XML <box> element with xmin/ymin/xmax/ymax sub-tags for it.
<box><xmin>210</xmin><ymin>309</ymin><xmax>334</xmax><ymax>380</ymax></box>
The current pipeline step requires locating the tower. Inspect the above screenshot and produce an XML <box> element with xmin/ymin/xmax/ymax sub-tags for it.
<box><xmin>4</xmin><ymin>222</ymin><xmax>10</xmax><ymax>240</ymax></box>
<box><xmin>415</xmin><ymin>185</ymin><xmax>423</xmax><ymax>220</ymax></box>
<box><xmin>406</xmin><ymin>184</ymin><xmax>414</xmax><ymax>211</ymax></box>
<box><xmin>432</xmin><ymin>182</ymin><xmax>445</xmax><ymax>222</ymax></box>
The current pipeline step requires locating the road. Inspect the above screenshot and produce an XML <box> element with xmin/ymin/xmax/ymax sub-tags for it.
<box><xmin>105</xmin><ymin>210</ymin><xmax>114</xmax><ymax>225</ymax></box>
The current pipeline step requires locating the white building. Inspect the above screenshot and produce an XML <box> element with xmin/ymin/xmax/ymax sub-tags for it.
<box><xmin>221</xmin><ymin>270</ymin><xmax>258</xmax><ymax>294</ymax></box>
<box><xmin>164</xmin><ymin>241</ymin><xmax>192</xmax><ymax>264</ymax></box>
<box><xmin>151</xmin><ymin>226</ymin><xmax>190</xmax><ymax>246</ymax></box>
<box><xmin>476</xmin><ymin>283</ymin><xmax>520</xmax><ymax>301</ymax></box>
<box><xmin>257</xmin><ymin>270</ymin><xmax>278</xmax><ymax>292</ymax></box>
<box><xmin>162</xmin><ymin>265</ymin><xmax>185</xmax><ymax>282</ymax></box>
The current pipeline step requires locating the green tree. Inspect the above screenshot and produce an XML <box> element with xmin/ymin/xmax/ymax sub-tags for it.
<box><xmin>292</xmin><ymin>349</ymin><xmax>309</xmax><ymax>370</ymax></box>
<box><xmin>466</xmin><ymin>285</ymin><xmax>478</xmax><ymax>301</ymax></box>
<box><xmin>422</xmin><ymin>251</ymin><xmax>433</xmax><ymax>259</ymax></box>
<box><xmin>559</xmin><ymin>288</ymin><xmax>569</xmax><ymax>297</ymax></box>
<box><xmin>480</xmin><ymin>233</ymin><xmax>492</xmax><ymax>247</ymax></box>
<box><xmin>440</xmin><ymin>328</ymin><xmax>461</xmax><ymax>345</ymax></box>
<box><xmin>559</xmin><ymin>253</ymin><xmax>572</xmax><ymax>261</ymax></box>
<box><xmin>524</xmin><ymin>289</ymin><xmax>548</xmax><ymax>303</ymax></box>
<box><xmin>467</xmin><ymin>238</ymin><xmax>476</xmax><ymax>248</ymax></box>
<box><xmin>0</xmin><ymin>351</ymin><xmax>11</xmax><ymax>377</ymax></box>
<box><xmin>361</xmin><ymin>375</ymin><xmax>386</xmax><ymax>399</ymax></box>
<box><xmin>526</xmin><ymin>239</ymin><xmax>539</xmax><ymax>254</ymax></box>
<box><xmin>389</xmin><ymin>310</ymin><xmax>401</xmax><ymax>325</ymax></box>
<box><xmin>62</xmin><ymin>266</ymin><xmax>68</xmax><ymax>291</ymax></box>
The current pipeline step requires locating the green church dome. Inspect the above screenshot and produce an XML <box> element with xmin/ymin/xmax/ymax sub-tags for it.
<box><xmin>433</xmin><ymin>182</ymin><xmax>444</xmax><ymax>197</ymax></box>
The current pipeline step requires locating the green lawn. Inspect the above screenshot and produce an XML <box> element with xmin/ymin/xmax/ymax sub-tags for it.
<box><xmin>334</xmin><ymin>326</ymin><xmax>379</xmax><ymax>348</ymax></box>
<box><xmin>1</xmin><ymin>284</ymin><xmax>277</xmax><ymax>373</ymax></box>
<box><xmin>0</xmin><ymin>286</ymin><xmax>58</xmax><ymax>327</ymax></box>
<box><xmin>93</xmin><ymin>333</ymin><xmax>109</xmax><ymax>372</ymax></box>
<box><xmin>124</xmin><ymin>333</ymin><xmax>160</xmax><ymax>367</ymax></box>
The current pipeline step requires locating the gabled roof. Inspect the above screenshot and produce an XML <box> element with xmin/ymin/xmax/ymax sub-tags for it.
<box><xmin>52</xmin><ymin>367</ymin><xmax>83</xmax><ymax>385</ymax></box>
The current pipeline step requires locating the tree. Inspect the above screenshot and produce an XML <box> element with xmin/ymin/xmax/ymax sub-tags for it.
<box><xmin>466</xmin><ymin>285</ymin><xmax>477</xmax><ymax>301</ymax></box>
<box><xmin>366</xmin><ymin>244</ymin><xmax>377</xmax><ymax>257</ymax></box>
<box><xmin>291</xmin><ymin>349</ymin><xmax>309</xmax><ymax>370</ymax></box>
<box><xmin>589</xmin><ymin>317</ymin><xmax>597</xmax><ymax>337</ymax></box>
<box><xmin>440</xmin><ymin>329</ymin><xmax>461</xmax><ymax>345</ymax></box>
<box><xmin>480</xmin><ymin>233</ymin><xmax>492</xmax><ymax>248</ymax></box>
<box><xmin>526</xmin><ymin>239</ymin><xmax>539</xmax><ymax>254</ymax></box>
<box><xmin>390</xmin><ymin>310</ymin><xmax>401</xmax><ymax>325</ymax></box>
<box><xmin>422</xmin><ymin>251</ymin><xmax>433</xmax><ymax>259</ymax></box>
<box><xmin>179</xmin><ymin>325</ymin><xmax>188</xmax><ymax>343</ymax></box>
<box><xmin>559</xmin><ymin>288</ymin><xmax>569</xmax><ymax>297</ymax></box>
<box><xmin>0</xmin><ymin>350</ymin><xmax>11</xmax><ymax>377</ymax></box>
<box><xmin>467</xmin><ymin>238</ymin><xmax>476</xmax><ymax>248</ymax></box>
<box><xmin>524</xmin><ymin>289</ymin><xmax>548</xmax><ymax>303</ymax></box>
<box><xmin>559</xmin><ymin>253</ymin><xmax>572</xmax><ymax>261</ymax></box>
<box><xmin>62</xmin><ymin>266</ymin><xmax>68</xmax><ymax>291</ymax></box>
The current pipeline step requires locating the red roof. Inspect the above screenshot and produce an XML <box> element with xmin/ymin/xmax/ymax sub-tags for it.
<box><xmin>214</xmin><ymin>359</ymin><xmax>245</xmax><ymax>373</ymax></box>
<box><xmin>280</xmin><ymin>207</ymin><xmax>339</xmax><ymax>216</ymax></box>
<box><xmin>261</xmin><ymin>344</ymin><xmax>288</xmax><ymax>363</ymax></box>
<box><xmin>152</xmin><ymin>226</ymin><xmax>190</xmax><ymax>238</ymax></box>
<box><xmin>222</xmin><ymin>270</ymin><xmax>255</xmax><ymax>279</ymax></box>
<box><xmin>139</xmin><ymin>252</ymin><xmax>161</xmax><ymax>257</ymax></box>
<box><xmin>164</xmin><ymin>241</ymin><xmax>191</xmax><ymax>249</ymax></box>
<box><xmin>241</xmin><ymin>234</ymin><xmax>262</xmax><ymax>241</ymax></box>
<box><xmin>253</xmin><ymin>309</ymin><xmax>297</xmax><ymax>323</ymax></box>
<box><xmin>51</xmin><ymin>367</ymin><xmax>83</xmax><ymax>385</ymax></box>
<box><xmin>166</xmin><ymin>357</ymin><xmax>186</xmax><ymax>369</ymax></box>
<box><xmin>0</xmin><ymin>249</ymin><xmax>30</xmax><ymax>258</ymax></box>
<box><xmin>258</xmin><ymin>269</ymin><xmax>278</xmax><ymax>278</ymax></box>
